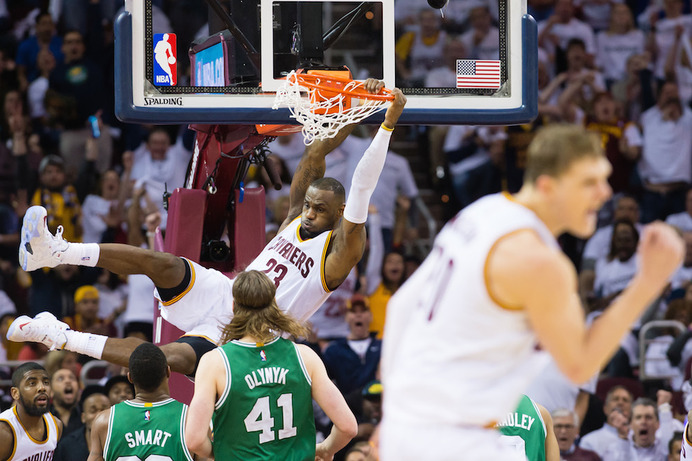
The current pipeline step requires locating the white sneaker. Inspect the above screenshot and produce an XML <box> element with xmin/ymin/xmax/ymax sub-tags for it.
<box><xmin>6</xmin><ymin>312</ymin><xmax>69</xmax><ymax>350</ymax></box>
<box><xmin>19</xmin><ymin>206</ymin><xmax>70</xmax><ymax>271</ymax></box>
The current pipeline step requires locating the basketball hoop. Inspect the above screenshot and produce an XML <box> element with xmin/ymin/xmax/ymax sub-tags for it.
<box><xmin>272</xmin><ymin>70</ymin><xmax>394</xmax><ymax>145</ymax></box>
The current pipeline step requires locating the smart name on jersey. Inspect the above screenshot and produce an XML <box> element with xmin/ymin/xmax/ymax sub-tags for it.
<box><xmin>124</xmin><ymin>428</ymin><xmax>173</xmax><ymax>449</ymax></box>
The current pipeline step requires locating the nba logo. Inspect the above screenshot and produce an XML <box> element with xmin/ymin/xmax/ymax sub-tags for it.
<box><xmin>260</xmin><ymin>350</ymin><xmax>267</xmax><ymax>362</ymax></box>
<box><xmin>153</xmin><ymin>33</ymin><xmax>177</xmax><ymax>86</ymax></box>
<box><xmin>144</xmin><ymin>410</ymin><xmax>151</xmax><ymax>421</ymax></box>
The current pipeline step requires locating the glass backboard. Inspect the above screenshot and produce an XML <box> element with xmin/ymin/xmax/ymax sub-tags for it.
<box><xmin>114</xmin><ymin>0</ymin><xmax>537</xmax><ymax>125</ymax></box>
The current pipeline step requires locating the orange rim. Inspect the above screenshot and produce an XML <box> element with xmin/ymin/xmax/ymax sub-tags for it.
<box><xmin>290</xmin><ymin>74</ymin><xmax>394</xmax><ymax>101</ymax></box>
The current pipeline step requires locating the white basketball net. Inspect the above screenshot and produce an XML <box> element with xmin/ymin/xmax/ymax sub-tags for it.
<box><xmin>273</xmin><ymin>71</ymin><xmax>390</xmax><ymax>145</ymax></box>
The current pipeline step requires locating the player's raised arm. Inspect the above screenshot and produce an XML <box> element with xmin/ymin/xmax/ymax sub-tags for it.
<box><xmin>281</xmin><ymin>121</ymin><xmax>356</xmax><ymax>231</ymax></box>
<box><xmin>539</xmin><ymin>404</ymin><xmax>560</xmax><ymax>461</ymax></box>
<box><xmin>323</xmin><ymin>86</ymin><xmax>406</xmax><ymax>290</ymax></box>
<box><xmin>491</xmin><ymin>223</ymin><xmax>683</xmax><ymax>384</ymax></box>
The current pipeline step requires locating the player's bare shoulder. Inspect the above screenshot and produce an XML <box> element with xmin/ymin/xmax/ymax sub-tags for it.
<box><xmin>487</xmin><ymin>229</ymin><xmax>575</xmax><ymax>309</ymax></box>
<box><xmin>294</xmin><ymin>343</ymin><xmax>320</xmax><ymax>370</ymax></box>
<box><xmin>489</xmin><ymin>228</ymin><xmax>567</xmax><ymax>270</ymax></box>
<box><xmin>92</xmin><ymin>407</ymin><xmax>111</xmax><ymax>439</ymax></box>
<box><xmin>0</xmin><ymin>419</ymin><xmax>14</xmax><ymax>461</ymax></box>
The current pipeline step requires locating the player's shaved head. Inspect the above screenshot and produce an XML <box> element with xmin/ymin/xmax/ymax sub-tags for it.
<box><xmin>12</xmin><ymin>362</ymin><xmax>46</xmax><ymax>387</ymax></box>
<box><xmin>129</xmin><ymin>342</ymin><xmax>168</xmax><ymax>392</ymax></box>
<box><xmin>310</xmin><ymin>177</ymin><xmax>345</xmax><ymax>204</ymax></box>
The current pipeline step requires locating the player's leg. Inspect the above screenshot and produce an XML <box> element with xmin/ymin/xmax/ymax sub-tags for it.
<box><xmin>6</xmin><ymin>313</ymin><xmax>207</xmax><ymax>376</ymax></box>
<box><xmin>98</xmin><ymin>244</ymin><xmax>185</xmax><ymax>288</ymax></box>
<box><xmin>66</xmin><ymin>335</ymin><xmax>210</xmax><ymax>377</ymax></box>
<box><xmin>20</xmin><ymin>205</ymin><xmax>186</xmax><ymax>288</ymax></box>
<box><xmin>102</xmin><ymin>339</ymin><xmax>203</xmax><ymax>376</ymax></box>
<box><xmin>9</xmin><ymin>259</ymin><xmax>200</xmax><ymax>354</ymax></box>
<box><xmin>167</xmin><ymin>336</ymin><xmax>218</xmax><ymax>377</ymax></box>
<box><xmin>99</xmin><ymin>336</ymin><xmax>148</xmax><ymax>368</ymax></box>
<box><xmin>7</xmin><ymin>313</ymin><xmax>143</xmax><ymax>368</ymax></box>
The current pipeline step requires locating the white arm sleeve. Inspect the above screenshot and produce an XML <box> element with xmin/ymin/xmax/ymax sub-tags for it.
<box><xmin>342</xmin><ymin>125</ymin><xmax>393</xmax><ymax>224</ymax></box>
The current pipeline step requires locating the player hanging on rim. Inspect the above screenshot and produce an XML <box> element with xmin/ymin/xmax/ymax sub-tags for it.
<box><xmin>7</xmin><ymin>79</ymin><xmax>407</xmax><ymax>379</ymax></box>
<box><xmin>185</xmin><ymin>269</ymin><xmax>357</xmax><ymax>460</ymax></box>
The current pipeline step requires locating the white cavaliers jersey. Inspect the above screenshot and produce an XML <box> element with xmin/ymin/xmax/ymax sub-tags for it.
<box><xmin>683</xmin><ymin>422</ymin><xmax>691</xmax><ymax>459</ymax></box>
<box><xmin>246</xmin><ymin>216</ymin><xmax>334</xmax><ymax>322</ymax></box>
<box><xmin>0</xmin><ymin>406</ymin><xmax>60</xmax><ymax>461</ymax></box>
<box><xmin>157</xmin><ymin>216</ymin><xmax>334</xmax><ymax>344</ymax></box>
<box><xmin>381</xmin><ymin>193</ymin><xmax>556</xmax><ymax>427</ymax></box>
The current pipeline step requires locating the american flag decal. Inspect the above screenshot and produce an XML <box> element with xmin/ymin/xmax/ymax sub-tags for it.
<box><xmin>456</xmin><ymin>60</ymin><xmax>501</xmax><ymax>89</ymax></box>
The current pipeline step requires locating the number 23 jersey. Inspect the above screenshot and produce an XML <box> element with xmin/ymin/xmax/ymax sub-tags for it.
<box><xmin>246</xmin><ymin>216</ymin><xmax>334</xmax><ymax>323</ymax></box>
<box><xmin>157</xmin><ymin>216</ymin><xmax>334</xmax><ymax>343</ymax></box>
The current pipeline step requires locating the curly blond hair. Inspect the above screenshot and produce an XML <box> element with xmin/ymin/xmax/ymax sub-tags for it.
<box><xmin>219</xmin><ymin>270</ymin><xmax>307</xmax><ymax>344</ymax></box>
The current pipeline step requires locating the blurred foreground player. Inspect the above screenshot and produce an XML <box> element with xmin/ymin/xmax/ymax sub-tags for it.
<box><xmin>380</xmin><ymin>124</ymin><xmax>684</xmax><ymax>460</ymax></box>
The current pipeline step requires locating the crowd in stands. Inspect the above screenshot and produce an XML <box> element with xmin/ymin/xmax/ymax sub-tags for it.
<box><xmin>3</xmin><ymin>0</ymin><xmax>692</xmax><ymax>459</ymax></box>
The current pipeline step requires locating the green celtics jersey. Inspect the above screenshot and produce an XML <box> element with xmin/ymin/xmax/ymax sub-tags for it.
<box><xmin>104</xmin><ymin>398</ymin><xmax>193</xmax><ymax>461</ymax></box>
<box><xmin>497</xmin><ymin>394</ymin><xmax>546</xmax><ymax>461</ymax></box>
<box><xmin>212</xmin><ymin>337</ymin><xmax>315</xmax><ymax>461</ymax></box>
